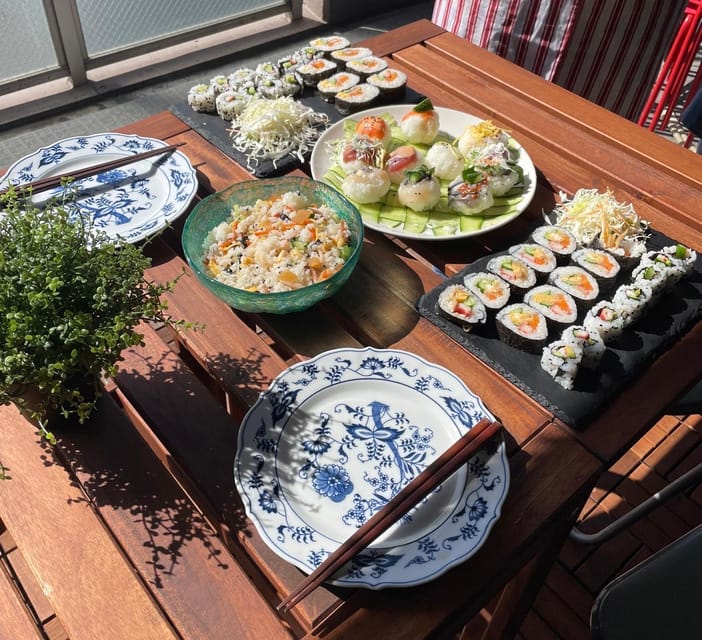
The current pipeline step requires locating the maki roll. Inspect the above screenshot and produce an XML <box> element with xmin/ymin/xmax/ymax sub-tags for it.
<box><xmin>531</xmin><ymin>225</ymin><xmax>577</xmax><ymax>263</ymax></box>
<box><xmin>509</xmin><ymin>243</ymin><xmax>557</xmax><ymax>281</ymax></box>
<box><xmin>425</xmin><ymin>141</ymin><xmax>464</xmax><ymax>181</ymax></box>
<box><xmin>631</xmin><ymin>261</ymin><xmax>668</xmax><ymax>300</ymax></box>
<box><xmin>561</xmin><ymin>325</ymin><xmax>606</xmax><ymax>369</ymax></box>
<box><xmin>209</xmin><ymin>75</ymin><xmax>230</xmax><ymax>96</ymax></box>
<box><xmin>346</xmin><ymin>56</ymin><xmax>388</xmax><ymax>80</ymax></box>
<box><xmin>215</xmin><ymin>91</ymin><xmax>248</xmax><ymax>120</ymax></box>
<box><xmin>310</xmin><ymin>36</ymin><xmax>350</xmax><ymax>57</ymax></box>
<box><xmin>436</xmin><ymin>284</ymin><xmax>487</xmax><ymax>330</ymax></box>
<box><xmin>541</xmin><ymin>340</ymin><xmax>583</xmax><ymax>390</ymax></box>
<box><xmin>297</xmin><ymin>58</ymin><xmax>337</xmax><ymax>86</ymax></box>
<box><xmin>641</xmin><ymin>250</ymin><xmax>686</xmax><ymax>287</ymax></box>
<box><xmin>316</xmin><ymin>72</ymin><xmax>360</xmax><ymax>103</ymax></box>
<box><xmin>487</xmin><ymin>255</ymin><xmax>537</xmax><ymax>298</ymax></box>
<box><xmin>571</xmin><ymin>248</ymin><xmax>621</xmax><ymax>293</ymax></box>
<box><xmin>397</xmin><ymin>165</ymin><xmax>441</xmax><ymax>212</ymax></box>
<box><xmin>583</xmin><ymin>301</ymin><xmax>625</xmax><ymax>342</ymax></box>
<box><xmin>464</xmin><ymin>271</ymin><xmax>511</xmax><ymax>314</ymax></box>
<box><xmin>496</xmin><ymin>304</ymin><xmax>549</xmax><ymax>353</ymax></box>
<box><xmin>400</xmin><ymin>98</ymin><xmax>440</xmax><ymax>145</ymax></box>
<box><xmin>335</xmin><ymin>83</ymin><xmax>380</xmax><ymax>115</ymax></box>
<box><xmin>385</xmin><ymin>145</ymin><xmax>424</xmax><ymax>184</ymax></box>
<box><xmin>663</xmin><ymin>243</ymin><xmax>697</xmax><ymax>276</ymax></box>
<box><xmin>188</xmin><ymin>83</ymin><xmax>216</xmax><ymax>113</ymax></box>
<box><xmin>548</xmin><ymin>266</ymin><xmax>599</xmax><ymax>310</ymax></box>
<box><xmin>524</xmin><ymin>285</ymin><xmax>578</xmax><ymax>330</ymax></box>
<box><xmin>331</xmin><ymin>47</ymin><xmax>373</xmax><ymax>69</ymax></box>
<box><xmin>341</xmin><ymin>166</ymin><xmax>391</xmax><ymax>204</ymax></box>
<box><xmin>367</xmin><ymin>68</ymin><xmax>407</xmax><ymax>102</ymax></box>
<box><xmin>611</xmin><ymin>282</ymin><xmax>653</xmax><ymax>326</ymax></box>
<box><xmin>447</xmin><ymin>169</ymin><xmax>494</xmax><ymax>215</ymax></box>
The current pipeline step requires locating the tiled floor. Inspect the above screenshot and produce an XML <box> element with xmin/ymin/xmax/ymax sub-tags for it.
<box><xmin>0</xmin><ymin>4</ymin><xmax>700</xmax><ymax>638</ymax></box>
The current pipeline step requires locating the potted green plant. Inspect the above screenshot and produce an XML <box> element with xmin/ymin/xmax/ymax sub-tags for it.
<box><xmin>0</xmin><ymin>185</ymin><xmax>194</xmax><ymax>442</ymax></box>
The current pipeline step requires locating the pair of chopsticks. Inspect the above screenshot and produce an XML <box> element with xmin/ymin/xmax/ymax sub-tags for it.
<box><xmin>277</xmin><ymin>416</ymin><xmax>503</xmax><ymax>613</ymax></box>
<box><xmin>0</xmin><ymin>142</ymin><xmax>185</xmax><ymax>197</ymax></box>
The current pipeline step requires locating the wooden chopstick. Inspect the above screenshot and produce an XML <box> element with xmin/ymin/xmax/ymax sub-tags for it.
<box><xmin>277</xmin><ymin>416</ymin><xmax>502</xmax><ymax>613</ymax></box>
<box><xmin>0</xmin><ymin>142</ymin><xmax>185</xmax><ymax>196</ymax></box>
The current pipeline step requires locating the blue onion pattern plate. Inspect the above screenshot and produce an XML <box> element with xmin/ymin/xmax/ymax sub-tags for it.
<box><xmin>234</xmin><ymin>347</ymin><xmax>509</xmax><ymax>589</ymax></box>
<box><xmin>0</xmin><ymin>133</ymin><xmax>197</xmax><ymax>243</ymax></box>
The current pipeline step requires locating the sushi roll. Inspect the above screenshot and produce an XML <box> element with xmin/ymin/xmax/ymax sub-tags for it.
<box><xmin>397</xmin><ymin>165</ymin><xmax>441</xmax><ymax>212</ymax></box>
<box><xmin>330</xmin><ymin>47</ymin><xmax>373</xmax><ymax>69</ymax></box>
<box><xmin>254</xmin><ymin>61</ymin><xmax>279</xmax><ymax>79</ymax></box>
<box><xmin>335</xmin><ymin>83</ymin><xmax>380</xmax><ymax>115</ymax></box>
<box><xmin>468</xmin><ymin>142</ymin><xmax>520</xmax><ymax>196</ymax></box>
<box><xmin>631</xmin><ymin>262</ymin><xmax>668</xmax><ymax>300</ymax></box>
<box><xmin>209</xmin><ymin>75</ymin><xmax>230</xmax><ymax>96</ymax></box>
<box><xmin>310</xmin><ymin>36</ymin><xmax>350</xmax><ymax>57</ymax></box>
<box><xmin>509</xmin><ymin>243</ymin><xmax>557</xmax><ymax>281</ymax></box>
<box><xmin>228</xmin><ymin>68</ymin><xmax>256</xmax><ymax>89</ymax></box>
<box><xmin>297</xmin><ymin>58</ymin><xmax>338</xmax><ymax>86</ymax></box>
<box><xmin>436</xmin><ymin>284</ymin><xmax>487</xmax><ymax>330</ymax></box>
<box><xmin>457</xmin><ymin>120</ymin><xmax>511</xmax><ymax>158</ymax></box>
<box><xmin>611</xmin><ymin>282</ymin><xmax>653</xmax><ymax>326</ymax></box>
<box><xmin>385</xmin><ymin>145</ymin><xmax>424</xmax><ymax>184</ymax></box>
<box><xmin>561</xmin><ymin>325</ymin><xmax>606</xmax><ymax>369</ymax></box>
<box><xmin>447</xmin><ymin>170</ymin><xmax>494</xmax><ymax>215</ymax></box>
<box><xmin>571</xmin><ymin>248</ymin><xmax>621</xmax><ymax>293</ymax></box>
<box><xmin>541</xmin><ymin>340</ymin><xmax>583</xmax><ymax>390</ymax></box>
<box><xmin>548</xmin><ymin>266</ymin><xmax>599</xmax><ymax>310</ymax></box>
<box><xmin>425</xmin><ymin>141</ymin><xmax>464</xmax><ymax>181</ymax></box>
<box><xmin>641</xmin><ymin>250</ymin><xmax>686</xmax><ymax>287</ymax></box>
<box><xmin>338</xmin><ymin>137</ymin><xmax>384</xmax><ymax>174</ymax></box>
<box><xmin>464</xmin><ymin>271</ymin><xmax>511</xmax><ymax>314</ymax></box>
<box><xmin>496</xmin><ymin>304</ymin><xmax>549</xmax><ymax>353</ymax></box>
<box><xmin>188</xmin><ymin>83</ymin><xmax>216</xmax><ymax>113</ymax></box>
<box><xmin>256</xmin><ymin>76</ymin><xmax>287</xmax><ymax>99</ymax></box>
<box><xmin>367</xmin><ymin>68</ymin><xmax>407</xmax><ymax>102</ymax></box>
<box><xmin>215</xmin><ymin>91</ymin><xmax>248</xmax><ymax>121</ymax></box>
<box><xmin>341</xmin><ymin>166</ymin><xmax>391</xmax><ymax>204</ymax></box>
<box><xmin>524</xmin><ymin>285</ymin><xmax>578</xmax><ymax>330</ymax></box>
<box><xmin>316</xmin><ymin>72</ymin><xmax>360</xmax><ymax>103</ymax></box>
<box><xmin>531</xmin><ymin>225</ymin><xmax>578</xmax><ymax>263</ymax></box>
<box><xmin>278</xmin><ymin>72</ymin><xmax>303</xmax><ymax>97</ymax></box>
<box><xmin>354</xmin><ymin>114</ymin><xmax>393</xmax><ymax>149</ymax></box>
<box><xmin>400</xmin><ymin>98</ymin><xmax>440</xmax><ymax>145</ymax></box>
<box><xmin>346</xmin><ymin>56</ymin><xmax>388</xmax><ymax>80</ymax></box>
<box><xmin>602</xmin><ymin>237</ymin><xmax>647</xmax><ymax>271</ymax></box>
<box><xmin>583</xmin><ymin>301</ymin><xmax>625</xmax><ymax>342</ymax></box>
<box><xmin>663</xmin><ymin>243</ymin><xmax>697</xmax><ymax>276</ymax></box>
<box><xmin>487</xmin><ymin>255</ymin><xmax>537</xmax><ymax>298</ymax></box>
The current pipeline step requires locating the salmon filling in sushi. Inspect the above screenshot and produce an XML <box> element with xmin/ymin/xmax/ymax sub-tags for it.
<box><xmin>496</xmin><ymin>304</ymin><xmax>549</xmax><ymax>353</ymax></box>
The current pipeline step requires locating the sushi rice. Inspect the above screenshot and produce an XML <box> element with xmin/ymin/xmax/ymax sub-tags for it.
<box><xmin>203</xmin><ymin>190</ymin><xmax>352</xmax><ymax>293</ymax></box>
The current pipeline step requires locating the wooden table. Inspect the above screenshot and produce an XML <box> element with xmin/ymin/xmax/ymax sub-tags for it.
<box><xmin>1</xmin><ymin>19</ymin><xmax>701</xmax><ymax>640</ymax></box>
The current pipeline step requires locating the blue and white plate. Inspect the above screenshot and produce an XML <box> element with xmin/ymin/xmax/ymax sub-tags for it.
<box><xmin>234</xmin><ymin>347</ymin><xmax>509</xmax><ymax>589</ymax></box>
<box><xmin>0</xmin><ymin>133</ymin><xmax>198</xmax><ymax>244</ymax></box>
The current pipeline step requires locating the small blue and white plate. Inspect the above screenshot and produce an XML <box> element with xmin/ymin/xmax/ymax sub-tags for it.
<box><xmin>0</xmin><ymin>133</ymin><xmax>198</xmax><ymax>244</ymax></box>
<box><xmin>234</xmin><ymin>347</ymin><xmax>510</xmax><ymax>589</ymax></box>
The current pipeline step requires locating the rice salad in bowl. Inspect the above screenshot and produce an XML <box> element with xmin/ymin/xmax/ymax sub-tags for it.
<box><xmin>182</xmin><ymin>176</ymin><xmax>364</xmax><ymax>313</ymax></box>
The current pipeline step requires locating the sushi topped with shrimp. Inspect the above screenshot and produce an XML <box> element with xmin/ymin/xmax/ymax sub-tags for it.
<box><xmin>400</xmin><ymin>98</ymin><xmax>440</xmax><ymax>145</ymax></box>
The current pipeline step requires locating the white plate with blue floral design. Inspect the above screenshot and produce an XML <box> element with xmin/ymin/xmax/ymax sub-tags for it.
<box><xmin>0</xmin><ymin>133</ymin><xmax>198</xmax><ymax>244</ymax></box>
<box><xmin>234</xmin><ymin>347</ymin><xmax>509</xmax><ymax>589</ymax></box>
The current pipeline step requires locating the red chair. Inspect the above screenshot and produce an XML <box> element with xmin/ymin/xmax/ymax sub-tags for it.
<box><xmin>638</xmin><ymin>0</ymin><xmax>702</xmax><ymax>143</ymax></box>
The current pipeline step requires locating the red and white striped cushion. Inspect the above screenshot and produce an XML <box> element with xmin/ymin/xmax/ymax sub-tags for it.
<box><xmin>432</xmin><ymin>0</ymin><xmax>686</xmax><ymax>120</ymax></box>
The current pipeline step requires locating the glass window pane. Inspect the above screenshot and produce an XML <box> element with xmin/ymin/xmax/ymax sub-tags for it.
<box><xmin>76</xmin><ymin>0</ymin><xmax>287</xmax><ymax>57</ymax></box>
<box><xmin>0</xmin><ymin>0</ymin><xmax>60</xmax><ymax>82</ymax></box>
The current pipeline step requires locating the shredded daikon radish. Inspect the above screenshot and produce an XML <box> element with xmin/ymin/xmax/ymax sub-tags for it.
<box><xmin>228</xmin><ymin>97</ymin><xmax>329</xmax><ymax>169</ymax></box>
<box><xmin>550</xmin><ymin>188</ymin><xmax>649</xmax><ymax>249</ymax></box>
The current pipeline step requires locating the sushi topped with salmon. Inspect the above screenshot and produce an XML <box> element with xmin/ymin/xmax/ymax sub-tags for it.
<box><xmin>384</xmin><ymin>145</ymin><xmax>424</xmax><ymax>183</ymax></box>
<box><xmin>399</xmin><ymin>98</ymin><xmax>440</xmax><ymax>145</ymax></box>
<box><xmin>354</xmin><ymin>114</ymin><xmax>393</xmax><ymax>149</ymax></box>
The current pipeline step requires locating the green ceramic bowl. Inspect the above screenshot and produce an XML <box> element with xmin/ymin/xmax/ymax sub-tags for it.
<box><xmin>182</xmin><ymin>176</ymin><xmax>364</xmax><ymax>314</ymax></box>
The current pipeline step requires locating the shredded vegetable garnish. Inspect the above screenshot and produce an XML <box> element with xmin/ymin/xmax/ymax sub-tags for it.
<box><xmin>550</xmin><ymin>188</ymin><xmax>649</xmax><ymax>249</ymax></box>
<box><xmin>228</xmin><ymin>97</ymin><xmax>329</xmax><ymax>169</ymax></box>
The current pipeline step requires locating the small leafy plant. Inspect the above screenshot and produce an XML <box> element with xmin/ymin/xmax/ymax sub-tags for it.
<box><xmin>0</xmin><ymin>185</ymin><xmax>193</xmax><ymax>441</ymax></box>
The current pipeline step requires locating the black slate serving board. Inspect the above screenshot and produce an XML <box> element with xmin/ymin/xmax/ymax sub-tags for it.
<box><xmin>170</xmin><ymin>86</ymin><xmax>425</xmax><ymax>178</ymax></box>
<box><xmin>417</xmin><ymin>229</ymin><xmax>702</xmax><ymax>429</ymax></box>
